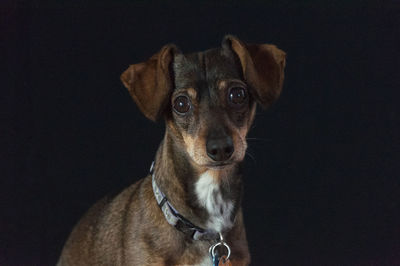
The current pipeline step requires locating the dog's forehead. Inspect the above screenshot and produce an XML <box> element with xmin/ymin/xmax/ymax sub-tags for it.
<box><xmin>173</xmin><ymin>48</ymin><xmax>241</xmax><ymax>93</ymax></box>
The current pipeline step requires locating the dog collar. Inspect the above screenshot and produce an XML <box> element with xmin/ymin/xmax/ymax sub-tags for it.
<box><xmin>150</xmin><ymin>161</ymin><xmax>219</xmax><ymax>241</ymax></box>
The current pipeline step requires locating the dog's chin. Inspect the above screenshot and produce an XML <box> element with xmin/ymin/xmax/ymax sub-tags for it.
<box><xmin>189</xmin><ymin>158</ymin><xmax>234</xmax><ymax>171</ymax></box>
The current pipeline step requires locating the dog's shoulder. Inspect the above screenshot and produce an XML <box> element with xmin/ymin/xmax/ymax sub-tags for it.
<box><xmin>58</xmin><ymin>176</ymin><xmax>151</xmax><ymax>265</ymax></box>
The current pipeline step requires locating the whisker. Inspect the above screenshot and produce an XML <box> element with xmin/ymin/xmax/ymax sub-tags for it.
<box><xmin>245</xmin><ymin>151</ymin><xmax>256</xmax><ymax>163</ymax></box>
<box><xmin>246</xmin><ymin>137</ymin><xmax>272</xmax><ymax>142</ymax></box>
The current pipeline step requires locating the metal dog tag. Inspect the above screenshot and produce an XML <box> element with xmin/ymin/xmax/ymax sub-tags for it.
<box><xmin>209</xmin><ymin>233</ymin><xmax>231</xmax><ymax>266</ymax></box>
<box><xmin>211</xmin><ymin>253</ymin><xmax>220</xmax><ymax>266</ymax></box>
<box><xmin>218</xmin><ymin>255</ymin><xmax>232</xmax><ymax>266</ymax></box>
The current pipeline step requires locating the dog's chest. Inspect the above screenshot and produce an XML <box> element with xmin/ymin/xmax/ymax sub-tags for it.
<box><xmin>195</xmin><ymin>171</ymin><xmax>234</xmax><ymax>233</ymax></box>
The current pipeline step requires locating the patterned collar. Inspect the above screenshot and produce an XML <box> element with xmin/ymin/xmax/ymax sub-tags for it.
<box><xmin>150</xmin><ymin>161</ymin><xmax>219</xmax><ymax>241</ymax></box>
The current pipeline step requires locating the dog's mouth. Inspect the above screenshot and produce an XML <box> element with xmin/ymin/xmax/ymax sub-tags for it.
<box><xmin>205</xmin><ymin>161</ymin><xmax>233</xmax><ymax>170</ymax></box>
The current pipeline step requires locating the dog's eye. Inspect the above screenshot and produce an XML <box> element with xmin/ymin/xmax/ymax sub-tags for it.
<box><xmin>173</xmin><ymin>96</ymin><xmax>191</xmax><ymax>114</ymax></box>
<box><xmin>228</xmin><ymin>87</ymin><xmax>247</xmax><ymax>106</ymax></box>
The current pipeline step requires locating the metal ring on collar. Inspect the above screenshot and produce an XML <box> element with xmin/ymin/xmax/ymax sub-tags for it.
<box><xmin>210</xmin><ymin>241</ymin><xmax>231</xmax><ymax>261</ymax></box>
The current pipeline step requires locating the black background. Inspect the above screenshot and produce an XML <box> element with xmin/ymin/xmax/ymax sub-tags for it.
<box><xmin>2</xmin><ymin>1</ymin><xmax>400</xmax><ymax>265</ymax></box>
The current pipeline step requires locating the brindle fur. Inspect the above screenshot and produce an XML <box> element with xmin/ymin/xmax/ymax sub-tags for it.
<box><xmin>58</xmin><ymin>35</ymin><xmax>285</xmax><ymax>266</ymax></box>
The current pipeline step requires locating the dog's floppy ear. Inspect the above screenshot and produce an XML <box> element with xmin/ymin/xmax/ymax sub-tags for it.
<box><xmin>222</xmin><ymin>35</ymin><xmax>286</xmax><ymax>108</ymax></box>
<box><xmin>121</xmin><ymin>44</ymin><xmax>178</xmax><ymax>121</ymax></box>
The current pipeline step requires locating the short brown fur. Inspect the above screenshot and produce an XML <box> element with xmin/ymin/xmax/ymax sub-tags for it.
<box><xmin>58</xmin><ymin>35</ymin><xmax>285</xmax><ymax>266</ymax></box>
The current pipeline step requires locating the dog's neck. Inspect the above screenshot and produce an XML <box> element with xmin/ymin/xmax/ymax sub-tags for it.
<box><xmin>153</xmin><ymin>131</ymin><xmax>243</xmax><ymax>234</ymax></box>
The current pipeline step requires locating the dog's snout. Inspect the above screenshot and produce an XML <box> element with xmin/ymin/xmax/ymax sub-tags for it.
<box><xmin>206</xmin><ymin>137</ymin><xmax>234</xmax><ymax>161</ymax></box>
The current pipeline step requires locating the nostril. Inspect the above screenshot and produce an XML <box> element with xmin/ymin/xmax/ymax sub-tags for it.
<box><xmin>224</xmin><ymin>146</ymin><xmax>233</xmax><ymax>155</ymax></box>
<box><xmin>210</xmin><ymin>148</ymin><xmax>218</xmax><ymax>156</ymax></box>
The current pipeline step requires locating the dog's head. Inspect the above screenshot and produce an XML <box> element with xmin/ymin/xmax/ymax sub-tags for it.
<box><xmin>121</xmin><ymin>35</ymin><xmax>286</xmax><ymax>170</ymax></box>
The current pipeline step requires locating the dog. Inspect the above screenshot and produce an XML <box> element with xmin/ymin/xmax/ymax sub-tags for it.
<box><xmin>58</xmin><ymin>35</ymin><xmax>285</xmax><ymax>266</ymax></box>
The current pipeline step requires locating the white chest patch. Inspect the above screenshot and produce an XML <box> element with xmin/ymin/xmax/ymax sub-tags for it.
<box><xmin>195</xmin><ymin>171</ymin><xmax>234</xmax><ymax>232</ymax></box>
<box><xmin>198</xmin><ymin>254</ymin><xmax>213</xmax><ymax>266</ymax></box>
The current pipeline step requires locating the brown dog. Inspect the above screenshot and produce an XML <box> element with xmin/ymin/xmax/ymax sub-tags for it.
<box><xmin>58</xmin><ymin>35</ymin><xmax>285</xmax><ymax>266</ymax></box>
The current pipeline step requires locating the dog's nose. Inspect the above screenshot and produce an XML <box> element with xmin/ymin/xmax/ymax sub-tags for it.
<box><xmin>206</xmin><ymin>137</ymin><xmax>234</xmax><ymax>161</ymax></box>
